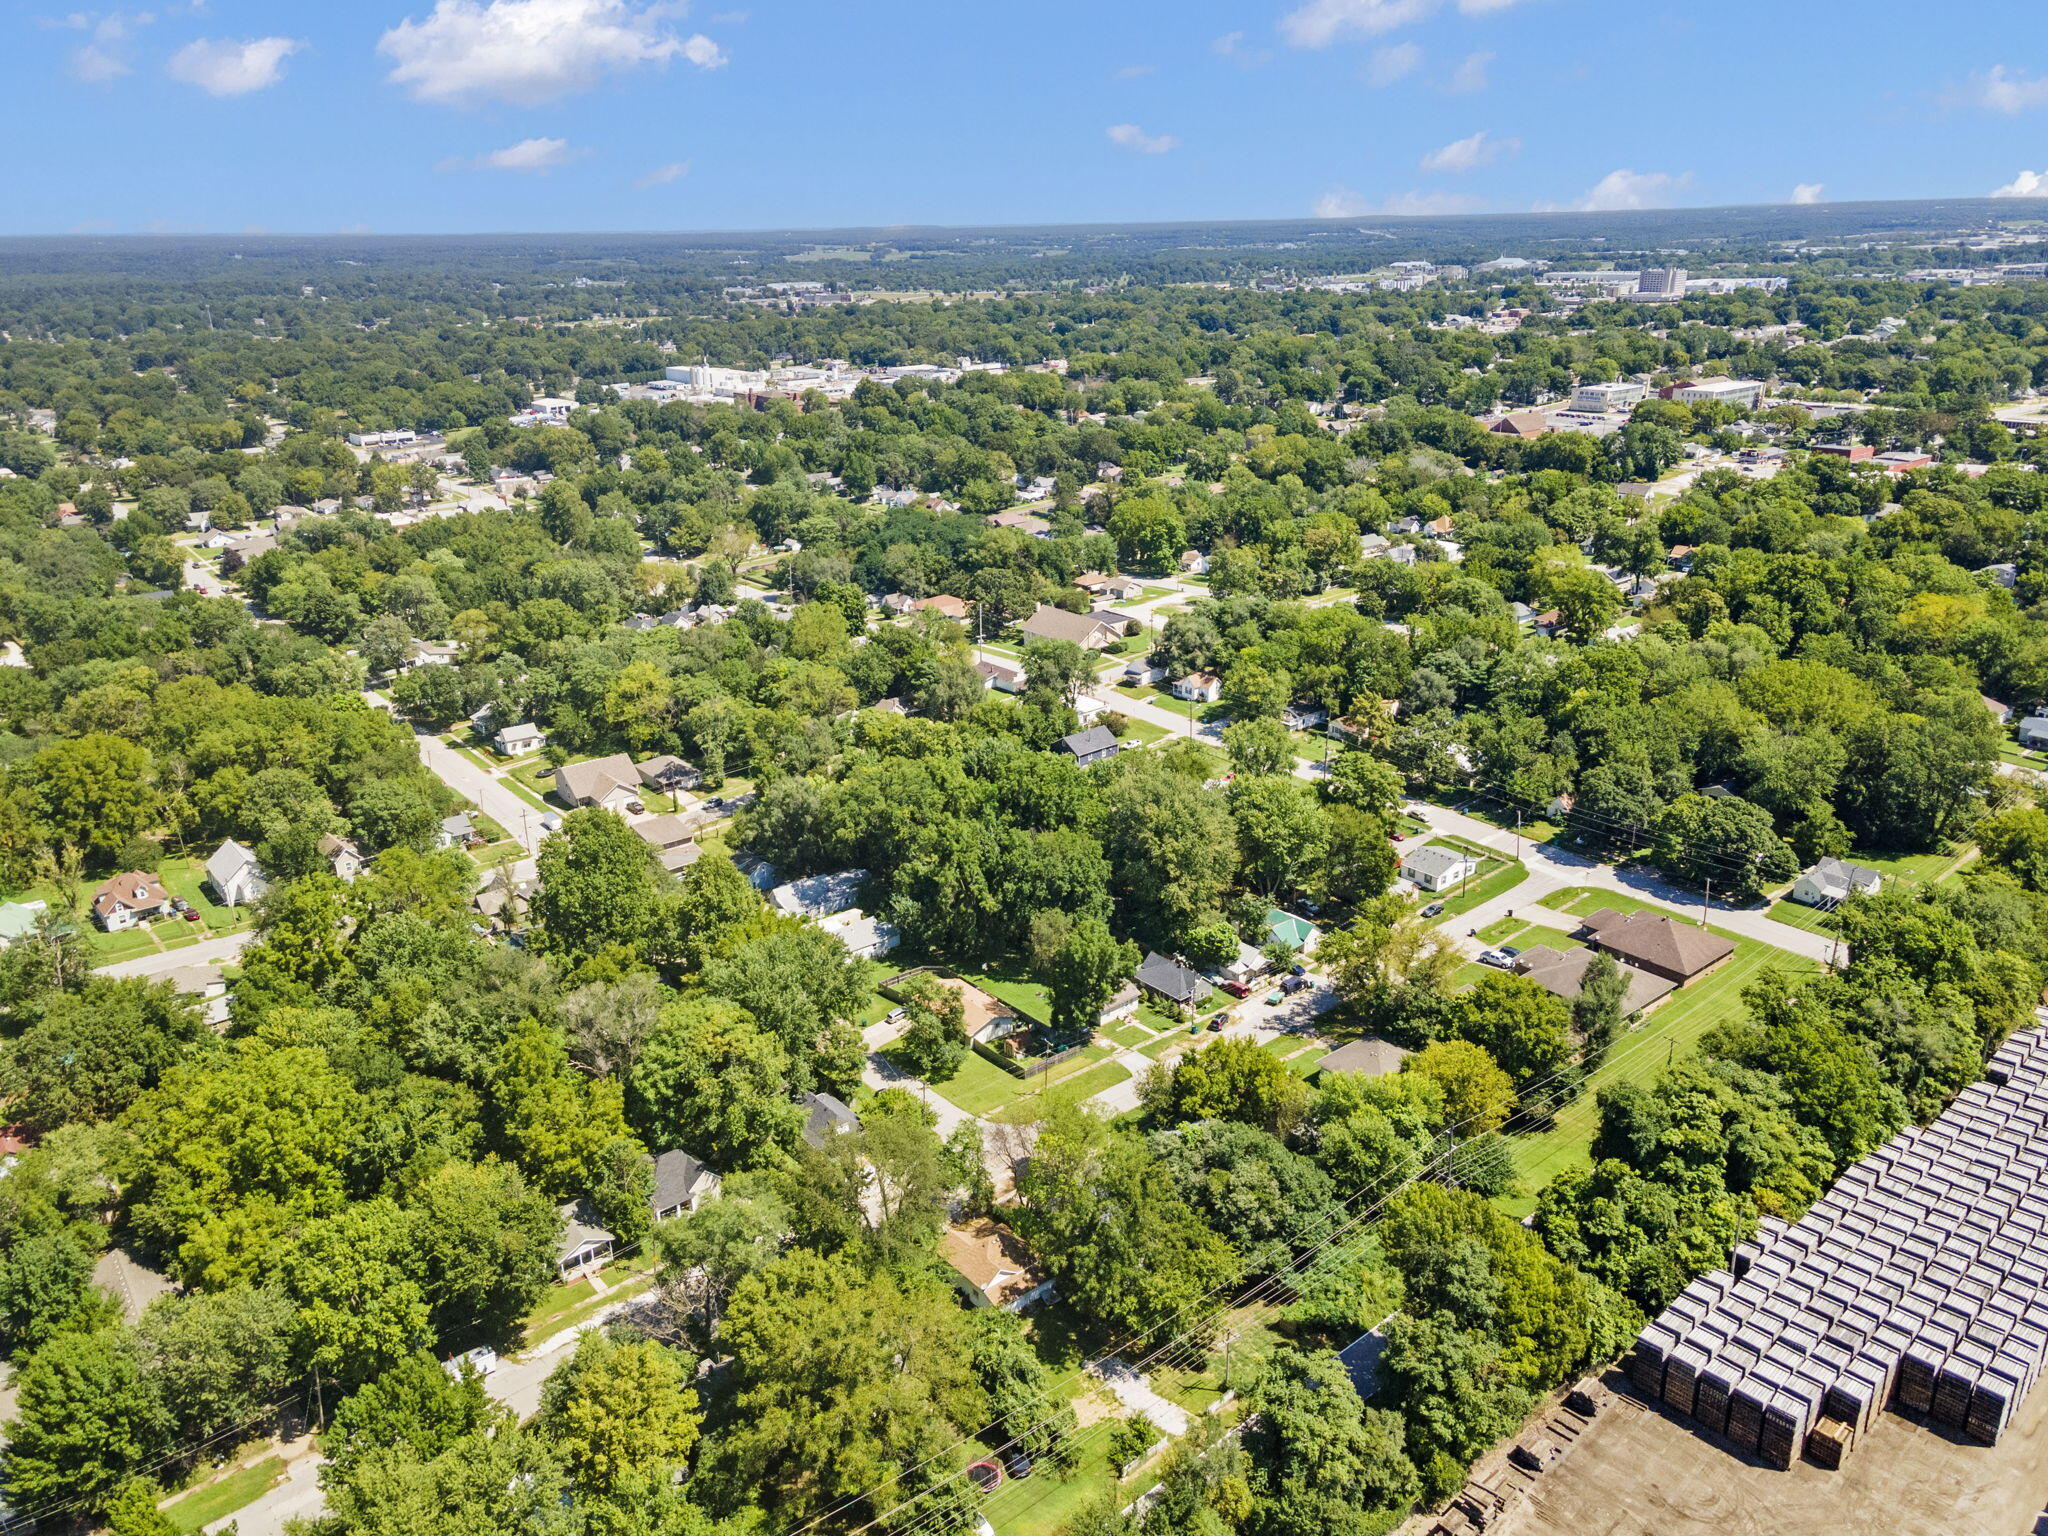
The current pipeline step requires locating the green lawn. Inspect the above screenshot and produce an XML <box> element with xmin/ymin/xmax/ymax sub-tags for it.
<box><xmin>1473</xmin><ymin>919</ymin><xmax>1551</xmax><ymax>949</ymax></box>
<box><xmin>924</xmin><ymin>1041</ymin><xmax>1118</xmax><ymax>1119</ymax></box>
<box><xmin>1113</xmin><ymin>716</ymin><xmax>1169</xmax><ymax>747</ymax></box>
<box><xmin>1849</xmin><ymin>844</ymin><xmax>1967</xmax><ymax>886</ymax></box>
<box><xmin>520</xmin><ymin>1252</ymin><xmax>657</xmax><ymax>1348</ymax></box>
<box><xmin>163</xmin><ymin>1455</ymin><xmax>289</xmax><ymax>1534</ymax></box>
<box><xmin>1116</xmin><ymin>685</ymin><xmax>1200</xmax><ymax>716</ymax></box>
<box><xmin>1106</xmin><ymin>1021</ymin><xmax>1155</xmax><ymax>1049</ymax></box>
<box><xmin>987</xmin><ymin>1059</ymin><xmax>1133</xmax><ymax>1125</ymax></box>
<box><xmin>1766</xmin><ymin>898</ymin><xmax>1839</xmax><ymax>935</ymax></box>
<box><xmin>1409</xmin><ymin>841</ymin><xmax>1529</xmax><ymax>921</ymax></box>
<box><xmin>1500</xmin><ymin>936</ymin><xmax>1822</xmax><ymax>1216</ymax></box>
<box><xmin>1997</xmin><ymin>744</ymin><xmax>2044</xmax><ymax>771</ymax></box>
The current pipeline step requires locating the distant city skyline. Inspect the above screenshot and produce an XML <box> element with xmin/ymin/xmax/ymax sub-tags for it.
<box><xmin>7</xmin><ymin>0</ymin><xmax>2047</xmax><ymax>235</ymax></box>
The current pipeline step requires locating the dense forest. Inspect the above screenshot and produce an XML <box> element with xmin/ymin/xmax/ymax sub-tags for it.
<box><xmin>2</xmin><ymin>217</ymin><xmax>2048</xmax><ymax>1536</ymax></box>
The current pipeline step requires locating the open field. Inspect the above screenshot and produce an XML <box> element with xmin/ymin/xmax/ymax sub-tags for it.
<box><xmin>163</xmin><ymin>1454</ymin><xmax>289</xmax><ymax>1533</ymax></box>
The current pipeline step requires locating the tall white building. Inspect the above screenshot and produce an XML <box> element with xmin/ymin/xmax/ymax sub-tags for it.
<box><xmin>1569</xmin><ymin>381</ymin><xmax>1648</xmax><ymax>414</ymax></box>
<box><xmin>1633</xmin><ymin>267</ymin><xmax>1688</xmax><ymax>301</ymax></box>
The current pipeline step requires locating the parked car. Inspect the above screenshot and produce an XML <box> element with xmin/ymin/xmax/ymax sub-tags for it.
<box><xmin>1420</xmin><ymin>902</ymin><xmax>1444</xmax><ymax>918</ymax></box>
<box><xmin>1281</xmin><ymin>975</ymin><xmax>1309</xmax><ymax>995</ymax></box>
<box><xmin>1389</xmin><ymin>830</ymin><xmax>1406</xmax><ymax>842</ymax></box>
<box><xmin>1263</xmin><ymin>990</ymin><xmax>1285</xmax><ymax>1006</ymax></box>
<box><xmin>1477</xmin><ymin>948</ymin><xmax>1511</xmax><ymax>968</ymax></box>
<box><xmin>1220</xmin><ymin>980</ymin><xmax>1252</xmax><ymax>999</ymax></box>
<box><xmin>444</xmin><ymin>1346</ymin><xmax>498</xmax><ymax>1380</ymax></box>
<box><xmin>1207</xmin><ymin>1012</ymin><xmax>1230</xmax><ymax>1030</ymax></box>
<box><xmin>182</xmin><ymin>908</ymin><xmax>202</xmax><ymax>922</ymax></box>
<box><xmin>1003</xmin><ymin>1454</ymin><xmax>1033</xmax><ymax>1480</ymax></box>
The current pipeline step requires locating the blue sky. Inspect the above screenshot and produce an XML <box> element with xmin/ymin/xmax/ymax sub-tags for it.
<box><xmin>6</xmin><ymin>0</ymin><xmax>2047</xmax><ymax>235</ymax></box>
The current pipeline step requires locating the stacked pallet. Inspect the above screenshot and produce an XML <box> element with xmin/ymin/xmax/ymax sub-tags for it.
<box><xmin>1628</xmin><ymin>1024</ymin><xmax>2048</xmax><ymax>1467</ymax></box>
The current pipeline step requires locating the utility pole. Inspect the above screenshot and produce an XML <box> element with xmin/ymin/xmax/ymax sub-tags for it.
<box><xmin>1514</xmin><ymin>810</ymin><xmax>1522</xmax><ymax>861</ymax></box>
<box><xmin>1701</xmin><ymin>877</ymin><xmax>1712</xmax><ymax>927</ymax></box>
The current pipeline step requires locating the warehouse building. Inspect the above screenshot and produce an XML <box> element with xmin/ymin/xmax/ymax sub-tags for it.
<box><xmin>1629</xmin><ymin>1025</ymin><xmax>2048</xmax><ymax>1470</ymax></box>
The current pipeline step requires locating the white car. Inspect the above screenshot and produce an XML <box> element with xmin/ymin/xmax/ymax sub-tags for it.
<box><xmin>1477</xmin><ymin>948</ymin><xmax>1512</xmax><ymax>968</ymax></box>
<box><xmin>444</xmin><ymin>1346</ymin><xmax>498</xmax><ymax>1380</ymax></box>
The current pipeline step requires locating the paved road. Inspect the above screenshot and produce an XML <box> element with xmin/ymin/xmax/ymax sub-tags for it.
<box><xmin>1086</xmin><ymin>671</ymin><xmax>1834</xmax><ymax>968</ymax></box>
<box><xmin>95</xmin><ymin>930</ymin><xmax>255</xmax><ymax>979</ymax></box>
<box><xmin>362</xmin><ymin>691</ymin><xmax>543</xmax><ymax>883</ymax></box>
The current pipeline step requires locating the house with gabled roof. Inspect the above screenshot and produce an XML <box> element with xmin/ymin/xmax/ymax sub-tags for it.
<box><xmin>205</xmin><ymin>841</ymin><xmax>269</xmax><ymax>907</ymax></box>
<box><xmin>92</xmin><ymin>872</ymin><xmax>170</xmax><ymax>931</ymax></box>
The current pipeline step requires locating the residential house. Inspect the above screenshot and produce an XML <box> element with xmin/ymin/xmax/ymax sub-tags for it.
<box><xmin>1979</xmin><ymin>563</ymin><xmax>2019</xmax><ymax>590</ymax></box>
<box><xmin>937</xmin><ymin>978</ymin><xmax>1025</xmax><ymax>1047</ymax></box>
<box><xmin>1575</xmin><ymin>908</ymin><xmax>1734</xmax><ymax>983</ymax></box>
<box><xmin>976</xmin><ymin>657</ymin><xmax>1027</xmax><ymax>693</ymax></box>
<box><xmin>942</xmin><ymin>1220</ymin><xmax>1055</xmax><ymax>1312</ymax></box>
<box><xmin>0</xmin><ymin>898</ymin><xmax>48</xmax><ymax>949</ymax></box>
<box><xmin>1400</xmin><ymin>844</ymin><xmax>1479</xmax><ymax>893</ymax></box>
<box><xmin>1423</xmin><ymin>515</ymin><xmax>1456</xmax><ymax>538</ymax></box>
<box><xmin>987</xmin><ymin>509</ymin><xmax>1053</xmax><ymax>538</ymax></box>
<box><xmin>1017</xmin><ymin>604</ymin><xmax>1124</xmax><ymax>650</ymax></box>
<box><xmin>1099</xmin><ymin>979</ymin><xmax>1142</xmax><ymax>1025</ymax></box>
<box><xmin>1218</xmin><ymin>941</ymin><xmax>1268</xmax><ymax>987</ymax></box>
<box><xmin>2020</xmin><ymin>709</ymin><xmax>2048</xmax><ymax>750</ymax></box>
<box><xmin>1265</xmin><ymin>908</ymin><xmax>1321</xmax><ymax>955</ymax></box>
<box><xmin>555</xmin><ymin>1201</ymin><xmax>615</xmax><ymax>1277</ymax></box>
<box><xmin>1314</xmin><ymin>1036</ymin><xmax>1410</xmax><ymax>1077</ymax></box>
<box><xmin>800</xmin><ymin>1091</ymin><xmax>859</xmax><ymax>1149</ymax></box>
<box><xmin>1280</xmin><ymin>703</ymin><xmax>1327</xmax><ymax>731</ymax></box>
<box><xmin>165</xmin><ymin>963</ymin><xmax>232</xmax><ymax>1028</ymax></box>
<box><xmin>554</xmin><ymin>753</ymin><xmax>643</xmax><ymax>812</ymax></box>
<box><xmin>1511</xmin><ymin>945</ymin><xmax>1674</xmax><ymax>1016</ymax></box>
<box><xmin>205</xmin><ymin>840</ymin><xmax>269</xmax><ymax>907</ymax></box>
<box><xmin>493</xmin><ymin>722</ymin><xmax>546</xmax><ymax>757</ymax></box>
<box><xmin>1510</xmin><ymin>602</ymin><xmax>1538</xmax><ymax>627</ymax></box>
<box><xmin>649</xmin><ymin>1150</ymin><xmax>722</xmax><ymax>1222</ymax></box>
<box><xmin>1359</xmin><ymin>533</ymin><xmax>1394</xmax><ymax>559</ymax></box>
<box><xmin>634</xmin><ymin>815</ymin><xmax>703</xmax><ymax>875</ymax></box>
<box><xmin>771</xmin><ymin>868</ymin><xmax>869</xmax><ymax>919</ymax></box>
<box><xmin>1056</xmin><ymin>725</ymin><xmax>1120</xmax><ymax>767</ymax></box>
<box><xmin>912</xmin><ymin>594</ymin><xmax>972</xmax><ymax>621</ymax></box>
<box><xmin>1789</xmin><ymin>858</ymin><xmax>1884</xmax><ymax>908</ymax></box>
<box><xmin>817</xmin><ymin>907</ymin><xmax>900</xmax><ymax>960</ymax></box>
<box><xmin>437</xmin><ymin>813</ymin><xmax>477</xmax><ymax>850</ymax></box>
<box><xmin>1122</xmin><ymin>658</ymin><xmax>1169</xmax><ymax>686</ymax></box>
<box><xmin>1075</xmin><ymin>572</ymin><xmax>1144</xmax><ymax>602</ymax></box>
<box><xmin>1179</xmin><ymin>550</ymin><xmax>1210</xmax><ymax>575</ymax></box>
<box><xmin>1173</xmin><ymin>672</ymin><xmax>1223</xmax><ymax>704</ymax></box>
<box><xmin>1136</xmin><ymin>950</ymin><xmax>1206</xmax><ymax>1008</ymax></box>
<box><xmin>1984</xmin><ymin>696</ymin><xmax>2012</xmax><ymax>725</ymax></box>
<box><xmin>636</xmin><ymin>755</ymin><xmax>699</xmax><ymax>794</ymax></box>
<box><xmin>319</xmin><ymin>835</ymin><xmax>366</xmax><ymax>882</ymax></box>
<box><xmin>1533</xmin><ymin>610</ymin><xmax>1566</xmax><ymax>638</ymax></box>
<box><xmin>92</xmin><ymin>872</ymin><xmax>171</xmax><ymax>931</ymax></box>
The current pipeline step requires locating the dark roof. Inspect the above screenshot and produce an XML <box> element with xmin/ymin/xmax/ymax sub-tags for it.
<box><xmin>1136</xmin><ymin>950</ymin><xmax>1205</xmax><ymax>1005</ymax></box>
<box><xmin>801</xmin><ymin>1091</ymin><xmax>858</xmax><ymax>1149</ymax></box>
<box><xmin>1339</xmin><ymin>1328</ymin><xmax>1390</xmax><ymax>1400</ymax></box>
<box><xmin>650</xmin><ymin>1149</ymin><xmax>716</xmax><ymax>1213</ymax></box>
<box><xmin>1512</xmin><ymin>944</ymin><xmax>1675</xmax><ymax>1015</ymax></box>
<box><xmin>1315</xmin><ymin>1036</ymin><xmax>1410</xmax><ymax>1077</ymax></box>
<box><xmin>1058</xmin><ymin>726</ymin><xmax>1118</xmax><ymax>759</ymax></box>
<box><xmin>1576</xmin><ymin>908</ymin><xmax>1734</xmax><ymax>978</ymax></box>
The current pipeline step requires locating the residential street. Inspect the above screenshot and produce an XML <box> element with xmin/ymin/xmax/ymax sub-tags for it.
<box><xmin>95</xmin><ymin>929</ymin><xmax>254</xmax><ymax>979</ymax></box>
<box><xmin>361</xmin><ymin>690</ymin><xmax>543</xmax><ymax>883</ymax></box>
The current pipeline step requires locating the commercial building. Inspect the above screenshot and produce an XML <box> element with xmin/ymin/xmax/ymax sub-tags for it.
<box><xmin>1661</xmin><ymin>379</ymin><xmax>1766</xmax><ymax>411</ymax></box>
<box><xmin>1569</xmin><ymin>381</ymin><xmax>1647</xmax><ymax>414</ymax></box>
<box><xmin>1575</xmin><ymin>907</ymin><xmax>1733</xmax><ymax>983</ymax></box>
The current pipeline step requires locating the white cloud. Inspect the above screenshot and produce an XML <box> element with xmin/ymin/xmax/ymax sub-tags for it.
<box><xmin>62</xmin><ymin>10</ymin><xmax>147</xmax><ymax>83</ymax></box>
<box><xmin>1313</xmin><ymin>186</ymin><xmax>1482</xmax><ymax>217</ymax></box>
<box><xmin>1790</xmin><ymin>182</ymin><xmax>1824</xmax><ymax>205</ymax></box>
<box><xmin>1560</xmin><ymin>168</ymin><xmax>1696</xmax><ymax>211</ymax></box>
<box><xmin>1959</xmin><ymin>65</ymin><xmax>2048</xmax><ymax>115</ymax></box>
<box><xmin>379</xmin><ymin>0</ymin><xmax>726</xmax><ymax>108</ymax></box>
<box><xmin>1282</xmin><ymin>0</ymin><xmax>1520</xmax><ymax>47</ymax></box>
<box><xmin>1212</xmin><ymin>30</ymin><xmax>1272</xmax><ymax>66</ymax></box>
<box><xmin>1420</xmin><ymin>129</ymin><xmax>1517</xmax><ymax>172</ymax></box>
<box><xmin>634</xmin><ymin>159</ymin><xmax>690</xmax><ymax>188</ymax></box>
<box><xmin>1106</xmin><ymin>122</ymin><xmax>1179</xmax><ymax>155</ymax></box>
<box><xmin>1446</xmin><ymin>49</ymin><xmax>1493</xmax><ymax>92</ymax></box>
<box><xmin>1990</xmin><ymin>169</ymin><xmax>2048</xmax><ymax>198</ymax></box>
<box><xmin>442</xmin><ymin>136</ymin><xmax>579</xmax><ymax>173</ymax></box>
<box><xmin>1365</xmin><ymin>41</ymin><xmax>1421</xmax><ymax>85</ymax></box>
<box><xmin>166</xmin><ymin>36</ymin><xmax>301</xmax><ymax>95</ymax></box>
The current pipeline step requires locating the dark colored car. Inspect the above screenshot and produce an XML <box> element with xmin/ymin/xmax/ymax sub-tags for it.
<box><xmin>1003</xmin><ymin>1454</ymin><xmax>1033</xmax><ymax>1480</ymax></box>
<box><xmin>1420</xmin><ymin>902</ymin><xmax>1444</xmax><ymax>917</ymax></box>
<box><xmin>1281</xmin><ymin>975</ymin><xmax>1309</xmax><ymax>994</ymax></box>
<box><xmin>1220</xmin><ymin>980</ymin><xmax>1252</xmax><ymax>999</ymax></box>
<box><xmin>1207</xmin><ymin>1012</ymin><xmax>1230</xmax><ymax>1030</ymax></box>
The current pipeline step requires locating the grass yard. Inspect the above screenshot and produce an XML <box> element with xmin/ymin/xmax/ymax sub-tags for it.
<box><xmin>1113</xmin><ymin>716</ymin><xmax>1169</xmax><ymax>747</ymax></box>
<box><xmin>1850</xmin><ymin>844</ymin><xmax>1968</xmax><ymax>886</ymax></box>
<box><xmin>1997</xmin><ymin>744</ymin><xmax>2044</xmax><ymax>771</ymax></box>
<box><xmin>987</xmin><ymin>1059</ymin><xmax>1132</xmax><ymax>1125</ymax></box>
<box><xmin>959</xmin><ymin>967</ymin><xmax>1056</xmax><ymax>1026</ymax></box>
<box><xmin>1766</xmin><ymin>898</ymin><xmax>1839</xmax><ymax>935</ymax></box>
<box><xmin>1472</xmin><ymin>918</ymin><xmax>1552</xmax><ymax>950</ymax></box>
<box><xmin>1411</xmin><ymin>842</ymin><xmax>1529</xmax><ymax>920</ymax></box>
<box><xmin>924</xmin><ymin>1040</ymin><xmax>1118</xmax><ymax>1119</ymax></box>
<box><xmin>440</xmin><ymin>735</ymin><xmax>504</xmax><ymax>773</ymax></box>
<box><xmin>520</xmin><ymin>1252</ymin><xmax>657</xmax><ymax>1348</ymax></box>
<box><xmin>1500</xmin><ymin>936</ymin><xmax>1821</xmax><ymax>1216</ymax></box>
<box><xmin>163</xmin><ymin>1454</ymin><xmax>289</xmax><ymax>1533</ymax></box>
<box><xmin>1106</xmin><ymin>1021</ymin><xmax>1155</xmax><ymax>1049</ymax></box>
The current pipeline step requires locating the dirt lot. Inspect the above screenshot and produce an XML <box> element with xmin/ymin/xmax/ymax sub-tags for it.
<box><xmin>1485</xmin><ymin>1368</ymin><xmax>2048</xmax><ymax>1536</ymax></box>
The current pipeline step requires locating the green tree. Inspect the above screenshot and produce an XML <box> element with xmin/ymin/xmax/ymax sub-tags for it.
<box><xmin>321</xmin><ymin>1349</ymin><xmax>503</xmax><ymax>1485</ymax></box>
<box><xmin>1650</xmin><ymin>793</ymin><xmax>1797</xmax><ymax>897</ymax></box>
<box><xmin>1043</xmin><ymin>917</ymin><xmax>1139</xmax><ymax>1035</ymax></box>
<box><xmin>531</xmin><ymin>808</ymin><xmax>664</xmax><ymax>965</ymax></box>
<box><xmin>1447</xmin><ymin>974</ymin><xmax>1577</xmax><ymax>1102</ymax></box>
<box><xmin>893</xmin><ymin>974</ymin><xmax>970</xmax><ymax>1082</ymax></box>
<box><xmin>410</xmin><ymin>1161</ymin><xmax>562</xmax><ymax>1343</ymax></box>
<box><xmin>1403</xmin><ymin>1039</ymin><xmax>1515</xmax><ymax>1134</ymax></box>
<box><xmin>1223</xmin><ymin>718</ymin><xmax>1294</xmax><ymax>778</ymax></box>
<box><xmin>1241</xmin><ymin>1349</ymin><xmax>1418</xmax><ymax>1536</ymax></box>
<box><xmin>628</xmin><ymin>997</ymin><xmax>805</xmax><ymax>1169</ymax></box>
<box><xmin>536</xmin><ymin>1331</ymin><xmax>700</xmax><ymax>1498</ymax></box>
<box><xmin>1140</xmin><ymin>1036</ymin><xmax>1311</xmax><ymax>1135</ymax></box>
<box><xmin>3</xmin><ymin>1328</ymin><xmax>166</xmax><ymax>1514</ymax></box>
<box><xmin>272</xmin><ymin>1199</ymin><xmax>432</xmax><ymax>1390</ymax></box>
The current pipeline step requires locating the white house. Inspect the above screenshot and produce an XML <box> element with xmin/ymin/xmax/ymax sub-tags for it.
<box><xmin>1173</xmin><ymin>672</ymin><xmax>1223</xmax><ymax>704</ymax></box>
<box><xmin>1789</xmin><ymin>858</ymin><xmax>1883</xmax><ymax>908</ymax></box>
<box><xmin>1400</xmin><ymin>844</ymin><xmax>1479</xmax><ymax>893</ymax></box>
<box><xmin>494</xmin><ymin>722</ymin><xmax>547</xmax><ymax>757</ymax></box>
<box><xmin>2021</xmin><ymin>710</ymin><xmax>2048</xmax><ymax>750</ymax></box>
<box><xmin>1179</xmin><ymin>550</ymin><xmax>1210</xmax><ymax>575</ymax></box>
<box><xmin>1122</xmin><ymin>658</ymin><xmax>1169</xmax><ymax>686</ymax></box>
<box><xmin>92</xmin><ymin>872</ymin><xmax>171</xmax><ymax>932</ymax></box>
<box><xmin>319</xmin><ymin>835</ymin><xmax>366</xmax><ymax>882</ymax></box>
<box><xmin>817</xmin><ymin>907</ymin><xmax>900</xmax><ymax>960</ymax></box>
<box><xmin>771</xmin><ymin>868</ymin><xmax>869</xmax><ymax>920</ymax></box>
<box><xmin>205</xmin><ymin>840</ymin><xmax>269</xmax><ymax>907</ymax></box>
<box><xmin>438</xmin><ymin>813</ymin><xmax>477</xmax><ymax>849</ymax></box>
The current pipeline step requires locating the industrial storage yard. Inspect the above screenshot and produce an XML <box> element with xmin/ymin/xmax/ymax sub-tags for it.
<box><xmin>1486</xmin><ymin>1365</ymin><xmax>2048</xmax><ymax>1536</ymax></box>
